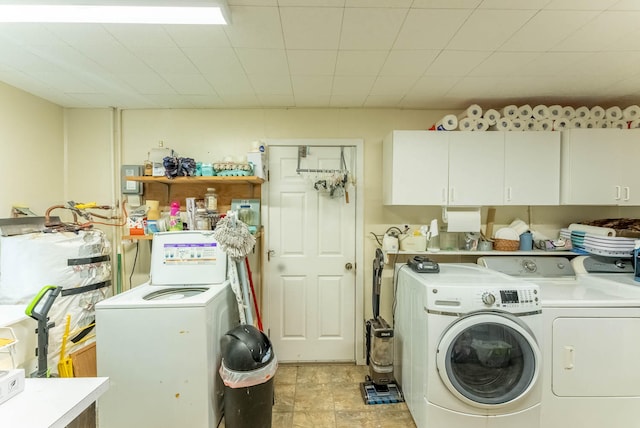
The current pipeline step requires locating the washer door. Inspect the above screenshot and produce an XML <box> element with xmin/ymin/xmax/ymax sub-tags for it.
<box><xmin>436</xmin><ymin>311</ymin><xmax>540</xmax><ymax>409</ymax></box>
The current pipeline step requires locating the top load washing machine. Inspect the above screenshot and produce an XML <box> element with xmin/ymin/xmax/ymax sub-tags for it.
<box><xmin>395</xmin><ymin>263</ymin><xmax>542</xmax><ymax>428</ymax></box>
<box><xmin>479</xmin><ymin>256</ymin><xmax>640</xmax><ymax>428</ymax></box>
<box><xmin>96</xmin><ymin>231</ymin><xmax>239</xmax><ymax>428</ymax></box>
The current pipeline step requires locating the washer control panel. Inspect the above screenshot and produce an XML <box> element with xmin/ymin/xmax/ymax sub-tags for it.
<box><xmin>429</xmin><ymin>284</ymin><xmax>540</xmax><ymax>313</ymax></box>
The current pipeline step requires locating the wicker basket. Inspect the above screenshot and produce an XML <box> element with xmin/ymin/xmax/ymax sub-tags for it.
<box><xmin>494</xmin><ymin>238</ymin><xmax>520</xmax><ymax>251</ymax></box>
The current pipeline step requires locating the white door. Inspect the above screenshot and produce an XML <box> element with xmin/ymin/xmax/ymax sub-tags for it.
<box><xmin>266</xmin><ymin>142</ymin><xmax>359</xmax><ymax>362</ymax></box>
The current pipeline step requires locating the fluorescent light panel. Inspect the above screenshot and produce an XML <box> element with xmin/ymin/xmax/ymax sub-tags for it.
<box><xmin>0</xmin><ymin>4</ymin><xmax>228</xmax><ymax>24</ymax></box>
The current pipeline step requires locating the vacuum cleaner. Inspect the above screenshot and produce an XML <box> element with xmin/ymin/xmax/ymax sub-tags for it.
<box><xmin>360</xmin><ymin>248</ymin><xmax>404</xmax><ymax>405</ymax></box>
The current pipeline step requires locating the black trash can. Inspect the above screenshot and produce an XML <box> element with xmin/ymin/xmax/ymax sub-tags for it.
<box><xmin>219</xmin><ymin>324</ymin><xmax>278</xmax><ymax>428</ymax></box>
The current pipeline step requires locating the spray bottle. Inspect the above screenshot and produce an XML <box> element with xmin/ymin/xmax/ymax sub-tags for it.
<box><xmin>427</xmin><ymin>218</ymin><xmax>440</xmax><ymax>252</ymax></box>
<box><xmin>169</xmin><ymin>201</ymin><xmax>183</xmax><ymax>231</ymax></box>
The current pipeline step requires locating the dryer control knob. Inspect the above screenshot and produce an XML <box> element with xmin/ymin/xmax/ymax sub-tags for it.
<box><xmin>482</xmin><ymin>292</ymin><xmax>496</xmax><ymax>306</ymax></box>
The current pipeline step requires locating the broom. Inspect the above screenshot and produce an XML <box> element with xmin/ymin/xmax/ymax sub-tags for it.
<box><xmin>213</xmin><ymin>211</ymin><xmax>257</xmax><ymax>325</ymax></box>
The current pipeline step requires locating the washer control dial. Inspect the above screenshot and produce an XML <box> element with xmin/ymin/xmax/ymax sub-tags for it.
<box><xmin>481</xmin><ymin>292</ymin><xmax>496</xmax><ymax>306</ymax></box>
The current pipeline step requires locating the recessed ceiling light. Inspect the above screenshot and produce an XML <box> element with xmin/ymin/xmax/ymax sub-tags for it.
<box><xmin>0</xmin><ymin>2</ymin><xmax>230</xmax><ymax>25</ymax></box>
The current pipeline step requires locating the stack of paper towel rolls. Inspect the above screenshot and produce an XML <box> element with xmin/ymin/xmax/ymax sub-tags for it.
<box><xmin>430</xmin><ymin>103</ymin><xmax>640</xmax><ymax>131</ymax></box>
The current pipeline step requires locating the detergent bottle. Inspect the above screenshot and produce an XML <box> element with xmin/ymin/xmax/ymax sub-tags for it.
<box><xmin>169</xmin><ymin>201</ymin><xmax>183</xmax><ymax>231</ymax></box>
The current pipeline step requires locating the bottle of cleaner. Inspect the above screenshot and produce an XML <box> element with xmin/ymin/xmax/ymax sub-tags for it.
<box><xmin>169</xmin><ymin>201</ymin><xmax>183</xmax><ymax>231</ymax></box>
<box><xmin>427</xmin><ymin>219</ymin><xmax>440</xmax><ymax>252</ymax></box>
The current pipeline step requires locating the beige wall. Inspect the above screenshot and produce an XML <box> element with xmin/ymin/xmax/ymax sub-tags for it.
<box><xmin>0</xmin><ymin>82</ymin><xmax>64</xmax><ymax>217</ymax></box>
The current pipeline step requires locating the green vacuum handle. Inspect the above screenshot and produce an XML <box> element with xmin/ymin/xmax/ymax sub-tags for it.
<box><xmin>25</xmin><ymin>285</ymin><xmax>62</xmax><ymax>320</ymax></box>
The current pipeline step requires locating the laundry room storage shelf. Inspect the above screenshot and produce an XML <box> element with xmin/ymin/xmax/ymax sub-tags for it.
<box><xmin>125</xmin><ymin>176</ymin><xmax>264</xmax><ymax>185</ymax></box>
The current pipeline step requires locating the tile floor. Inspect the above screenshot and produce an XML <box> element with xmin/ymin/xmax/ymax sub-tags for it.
<box><xmin>219</xmin><ymin>363</ymin><xmax>417</xmax><ymax>428</ymax></box>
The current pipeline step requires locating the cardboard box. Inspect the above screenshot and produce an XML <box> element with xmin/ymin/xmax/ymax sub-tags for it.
<box><xmin>0</xmin><ymin>369</ymin><xmax>25</xmax><ymax>405</ymax></box>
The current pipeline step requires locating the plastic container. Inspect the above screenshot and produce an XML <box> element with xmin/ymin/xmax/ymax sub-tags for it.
<box><xmin>205</xmin><ymin>188</ymin><xmax>218</xmax><ymax>213</ymax></box>
<box><xmin>220</xmin><ymin>325</ymin><xmax>277</xmax><ymax>428</ymax></box>
<box><xmin>634</xmin><ymin>240</ymin><xmax>640</xmax><ymax>282</ymax></box>
<box><xmin>194</xmin><ymin>209</ymin><xmax>211</xmax><ymax>230</ymax></box>
<box><xmin>168</xmin><ymin>201</ymin><xmax>183</xmax><ymax>231</ymax></box>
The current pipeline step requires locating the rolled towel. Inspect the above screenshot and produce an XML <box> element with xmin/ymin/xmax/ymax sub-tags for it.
<box><xmin>610</xmin><ymin>120</ymin><xmax>627</xmax><ymax>129</ymax></box>
<box><xmin>590</xmin><ymin>105</ymin><xmax>605</xmax><ymax>121</ymax></box>
<box><xmin>491</xmin><ymin>117</ymin><xmax>512</xmax><ymax>131</ymax></box>
<box><xmin>629</xmin><ymin>118</ymin><xmax>640</xmax><ymax>129</ymax></box>
<box><xmin>562</xmin><ymin>106</ymin><xmax>575</xmax><ymax>119</ymax></box>
<box><xmin>537</xmin><ymin>118</ymin><xmax>553</xmax><ymax>131</ymax></box>
<box><xmin>532</xmin><ymin>104</ymin><xmax>549</xmax><ymax>120</ymax></box>
<box><xmin>458</xmin><ymin>117</ymin><xmax>476</xmax><ymax>131</ymax></box>
<box><xmin>511</xmin><ymin>118</ymin><xmax>525</xmax><ymax>131</ymax></box>
<box><xmin>584</xmin><ymin>119</ymin><xmax>599</xmax><ymax>129</ymax></box>
<box><xmin>553</xmin><ymin>119</ymin><xmax>570</xmax><ymax>130</ymax></box>
<box><xmin>475</xmin><ymin>118</ymin><xmax>489</xmax><ymax>131</ymax></box>
<box><xmin>432</xmin><ymin>114</ymin><xmax>458</xmax><ymax>131</ymax></box>
<box><xmin>501</xmin><ymin>105</ymin><xmax>518</xmax><ymax>119</ymax></box>
<box><xmin>623</xmin><ymin>105</ymin><xmax>640</xmax><ymax>121</ymax></box>
<box><xmin>458</xmin><ymin>104</ymin><xmax>483</xmax><ymax>120</ymax></box>
<box><xmin>548</xmin><ymin>105</ymin><xmax>563</xmax><ymax>119</ymax></box>
<box><xmin>605</xmin><ymin>106</ymin><xmax>623</xmax><ymax>121</ymax></box>
<box><xmin>483</xmin><ymin>108</ymin><xmax>500</xmax><ymax>125</ymax></box>
<box><xmin>575</xmin><ymin>106</ymin><xmax>590</xmax><ymax>119</ymax></box>
<box><xmin>570</xmin><ymin>118</ymin><xmax>586</xmax><ymax>129</ymax></box>
<box><xmin>517</xmin><ymin>104</ymin><xmax>532</xmax><ymax>119</ymax></box>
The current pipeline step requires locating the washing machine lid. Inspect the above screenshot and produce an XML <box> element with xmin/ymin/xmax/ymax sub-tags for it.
<box><xmin>150</xmin><ymin>231</ymin><xmax>227</xmax><ymax>286</ymax></box>
<box><xmin>436</xmin><ymin>311</ymin><xmax>540</xmax><ymax>409</ymax></box>
<box><xmin>539</xmin><ymin>275</ymin><xmax>640</xmax><ymax>307</ymax></box>
<box><xmin>95</xmin><ymin>282</ymin><xmax>228</xmax><ymax>309</ymax></box>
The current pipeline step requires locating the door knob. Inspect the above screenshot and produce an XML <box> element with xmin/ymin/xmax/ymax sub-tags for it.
<box><xmin>345</xmin><ymin>262</ymin><xmax>353</xmax><ymax>271</ymax></box>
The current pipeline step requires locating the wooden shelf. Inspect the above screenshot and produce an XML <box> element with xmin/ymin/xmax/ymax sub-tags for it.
<box><xmin>125</xmin><ymin>176</ymin><xmax>264</xmax><ymax>185</ymax></box>
<box><xmin>122</xmin><ymin>234</ymin><xmax>153</xmax><ymax>241</ymax></box>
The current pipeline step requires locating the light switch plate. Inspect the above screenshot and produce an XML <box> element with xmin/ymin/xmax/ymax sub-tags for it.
<box><xmin>121</xmin><ymin>165</ymin><xmax>143</xmax><ymax>195</ymax></box>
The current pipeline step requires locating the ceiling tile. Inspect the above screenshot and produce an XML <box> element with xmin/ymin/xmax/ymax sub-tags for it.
<box><xmin>133</xmin><ymin>46</ymin><xmax>201</xmax><ymax>74</ymax></box>
<box><xmin>280</xmin><ymin>7</ymin><xmax>343</xmax><ymax>50</ymax></box>
<box><xmin>339</xmin><ymin>7</ymin><xmax>407</xmax><ymax>50</ymax></box>
<box><xmin>114</xmin><ymin>73</ymin><xmax>174</xmax><ymax>94</ymax></box>
<box><xmin>551</xmin><ymin>11</ymin><xmax>640</xmax><ymax>51</ymax></box>
<box><xmin>479</xmin><ymin>0</ymin><xmax>552</xmax><ymax>9</ymax></box>
<box><xmin>469</xmin><ymin>52</ymin><xmax>540</xmax><ymax>76</ymax></box>
<box><xmin>236</xmin><ymin>48</ymin><xmax>289</xmax><ymax>74</ymax></box>
<box><xmin>164</xmin><ymin>26</ymin><xmax>230</xmax><ymax>48</ymax></box>
<box><xmin>205</xmin><ymin>72</ymin><xmax>255</xmax><ymax>95</ymax></box>
<box><xmin>329</xmin><ymin>94</ymin><xmax>367</xmax><ymax>107</ymax></box>
<box><xmin>346</xmin><ymin>0</ymin><xmax>412</xmax><ymax>6</ymax></box>
<box><xmin>364</xmin><ymin>94</ymin><xmax>403</xmax><ymax>107</ymax></box>
<box><xmin>182</xmin><ymin>47</ymin><xmax>244</xmax><ymax>75</ymax></box>
<box><xmin>25</xmin><ymin>71</ymin><xmax>96</xmax><ymax>93</ymax></box>
<box><xmin>291</xmin><ymin>75</ymin><xmax>333</xmax><ymax>94</ymax></box>
<box><xmin>279</xmin><ymin>0</ymin><xmax>345</xmax><ymax>7</ymax></box>
<box><xmin>331</xmin><ymin>75</ymin><xmax>376</xmax><ymax>94</ymax></box>
<box><xmin>247</xmin><ymin>73</ymin><xmax>293</xmax><ymax>94</ymax></box>
<box><xmin>447</xmin><ymin>9</ymin><xmax>537</xmax><ymax>50</ymax></box>
<box><xmin>182</xmin><ymin>94</ymin><xmax>226</xmax><ymax>108</ymax></box>
<box><xmin>219</xmin><ymin>93</ymin><xmax>261</xmax><ymax>107</ymax></box>
<box><xmin>287</xmin><ymin>50</ymin><xmax>337</xmax><ymax>75</ymax></box>
<box><xmin>379</xmin><ymin>50</ymin><xmax>439</xmax><ymax>76</ymax></box>
<box><xmin>161</xmin><ymin>74</ymin><xmax>216</xmax><ymax>95</ymax></box>
<box><xmin>224</xmin><ymin>6</ymin><xmax>284</xmax><ymax>49</ymax></box>
<box><xmin>520</xmin><ymin>52</ymin><xmax>590</xmax><ymax>76</ymax></box>
<box><xmin>543</xmin><ymin>0</ymin><xmax>618</xmax><ymax>10</ymax></box>
<box><xmin>105</xmin><ymin>25</ymin><xmax>176</xmax><ymax>48</ymax></box>
<box><xmin>44</xmin><ymin>24</ymin><xmax>119</xmax><ymax>47</ymax></box>
<box><xmin>0</xmin><ymin>24</ymin><xmax>65</xmax><ymax>46</ymax></box>
<box><xmin>229</xmin><ymin>0</ymin><xmax>277</xmax><ymax>5</ymax></box>
<box><xmin>499</xmin><ymin>11</ymin><xmax>598</xmax><ymax>52</ymax></box>
<box><xmin>72</xmin><ymin>44</ymin><xmax>153</xmax><ymax>73</ymax></box>
<box><xmin>424</xmin><ymin>50</ymin><xmax>492</xmax><ymax>76</ymax></box>
<box><xmin>410</xmin><ymin>75</ymin><xmax>461</xmax><ymax>97</ymax></box>
<box><xmin>611</xmin><ymin>0</ymin><xmax>640</xmax><ymax>10</ymax></box>
<box><xmin>370</xmin><ymin>75</ymin><xmax>418</xmax><ymax>95</ymax></box>
<box><xmin>334</xmin><ymin>51</ymin><xmax>387</xmax><ymax>75</ymax></box>
<box><xmin>257</xmin><ymin>94</ymin><xmax>295</xmax><ymax>106</ymax></box>
<box><xmin>293</xmin><ymin>94</ymin><xmax>332</xmax><ymax>106</ymax></box>
<box><xmin>393</xmin><ymin>9</ymin><xmax>473</xmax><ymax>50</ymax></box>
<box><xmin>411</xmin><ymin>0</ymin><xmax>481</xmax><ymax>8</ymax></box>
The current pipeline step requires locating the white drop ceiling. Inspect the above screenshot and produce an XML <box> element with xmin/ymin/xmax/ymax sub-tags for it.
<box><xmin>1</xmin><ymin>0</ymin><xmax>639</xmax><ymax>110</ymax></box>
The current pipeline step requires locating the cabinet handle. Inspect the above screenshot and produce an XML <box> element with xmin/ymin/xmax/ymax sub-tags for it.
<box><xmin>506</xmin><ymin>187</ymin><xmax>512</xmax><ymax>202</ymax></box>
<box><xmin>615</xmin><ymin>186</ymin><xmax>622</xmax><ymax>200</ymax></box>
<box><xmin>442</xmin><ymin>188</ymin><xmax>447</xmax><ymax>204</ymax></box>
<box><xmin>450</xmin><ymin>188</ymin><xmax>455</xmax><ymax>203</ymax></box>
<box><xmin>625</xmin><ymin>186</ymin><xmax>631</xmax><ymax>201</ymax></box>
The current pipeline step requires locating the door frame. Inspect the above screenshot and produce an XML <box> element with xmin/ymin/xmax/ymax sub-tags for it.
<box><xmin>262</xmin><ymin>138</ymin><xmax>365</xmax><ymax>364</ymax></box>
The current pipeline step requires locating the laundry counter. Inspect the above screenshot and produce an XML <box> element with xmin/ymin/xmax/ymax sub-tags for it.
<box><xmin>0</xmin><ymin>376</ymin><xmax>109</xmax><ymax>428</ymax></box>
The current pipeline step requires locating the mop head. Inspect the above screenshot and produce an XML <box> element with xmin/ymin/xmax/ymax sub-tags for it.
<box><xmin>212</xmin><ymin>213</ymin><xmax>256</xmax><ymax>260</ymax></box>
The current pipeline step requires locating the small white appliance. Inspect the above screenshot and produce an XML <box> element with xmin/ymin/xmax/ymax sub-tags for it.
<box><xmin>96</xmin><ymin>231</ymin><xmax>238</xmax><ymax>428</ymax></box>
<box><xmin>395</xmin><ymin>264</ymin><xmax>542</xmax><ymax>428</ymax></box>
<box><xmin>479</xmin><ymin>256</ymin><xmax>640</xmax><ymax>428</ymax></box>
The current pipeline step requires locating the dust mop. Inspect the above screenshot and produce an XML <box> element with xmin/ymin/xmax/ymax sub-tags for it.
<box><xmin>213</xmin><ymin>211</ymin><xmax>256</xmax><ymax>325</ymax></box>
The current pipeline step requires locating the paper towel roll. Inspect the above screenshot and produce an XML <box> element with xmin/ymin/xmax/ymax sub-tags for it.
<box><xmin>445</xmin><ymin>209</ymin><xmax>481</xmax><ymax>232</ymax></box>
<box><xmin>600</xmin><ymin>120</ymin><xmax>614</xmax><ymax>128</ymax></box>
<box><xmin>475</xmin><ymin>118</ymin><xmax>489</xmax><ymax>131</ymax></box>
<box><xmin>590</xmin><ymin>105</ymin><xmax>605</xmax><ymax>120</ymax></box>
<box><xmin>629</xmin><ymin>119</ymin><xmax>640</xmax><ymax>129</ymax></box>
<box><xmin>525</xmin><ymin>119</ymin><xmax>536</xmax><ymax>131</ymax></box>
<box><xmin>553</xmin><ymin>119</ymin><xmax>569</xmax><ymax>130</ymax></box>
<box><xmin>458</xmin><ymin>117</ymin><xmax>476</xmax><ymax>131</ymax></box>
<box><xmin>492</xmin><ymin>117</ymin><xmax>512</xmax><ymax>131</ymax></box>
<box><xmin>459</xmin><ymin>104</ymin><xmax>483</xmax><ymax>120</ymax></box>
<box><xmin>435</xmin><ymin>114</ymin><xmax>458</xmax><ymax>131</ymax></box>
<box><xmin>585</xmin><ymin>119</ymin><xmax>598</xmax><ymax>129</ymax></box>
<box><xmin>532</xmin><ymin>104</ymin><xmax>549</xmax><ymax>120</ymax></box>
<box><xmin>536</xmin><ymin>118</ymin><xmax>553</xmax><ymax>131</ymax></box>
<box><xmin>606</xmin><ymin>106</ymin><xmax>623</xmax><ymax>120</ymax></box>
<box><xmin>623</xmin><ymin>105</ymin><xmax>640</xmax><ymax>121</ymax></box>
<box><xmin>483</xmin><ymin>108</ymin><xmax>500</xmax><ymax>125</ymax></box>
<box><xmin>562</xmin><ymin>106</ymin><xmax>575</xmax><ymax>119</ymax></box>
<box><xmin>568</xmin><ymin>223</ymin><xmax>616</xmax><ymax>237</ymax></box>
<box><xmin>502</xmin><ymin>105</ymin><xmax>518</xmax><ymax>119</ymax></box>
<box><xmin>570</xmin><ymin>118</ymin><xmax>586</xmax><ymax>129</ymax></box>
<box><xmin>517</xmin><ymin>104</ymin><xmax>532</xmax><ymax>119</ymax></box>
<box><xmin>611</xmin><ymin>119</ymin><xmax>627</xmax><ymax>129</ymax></box>
<box><xmin>575</xmin><ymin>106</ymin><xmax>590</xmax><ymax>119</ymax></box>
<box><xmin>549</xmin><ymin>105</ymin><xmax>563</xmax><ymax>119</ymax></box>
<box><xmin>511</xmin><ymin>119</ymin><xmax>525</xmax><ymax>131</ymax></box>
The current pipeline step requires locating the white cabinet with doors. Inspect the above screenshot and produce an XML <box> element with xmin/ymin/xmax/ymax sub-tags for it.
<box><xmin>561</xmin><ymin>129</ymin><xmax>640</xmax><ymax>205</ymax></box>
<box><xmin>383</xmin><ymin>130</ymin><xmax>561</xmax><ymax>206</ymax></box>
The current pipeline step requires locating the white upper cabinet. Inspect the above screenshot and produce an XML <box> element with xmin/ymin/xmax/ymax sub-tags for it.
<box><xmin>448</xmin><ymin>132</ymin><xmax>504</xmax><ymax>206</ymax></box>
<box><xmin>384</xmin><ymin>130</ymin><xmax>562</xmax><ymax>206</ymax></box>
<box><xmin>561</xmin><ymin>129</ymin><xmax>640</xmax><ymax>205</ymax></box>
<box><xmin>504</xmin><ymin>132</ymin><xmax>561</xmax><ymax>205</ymax></box>
<box><xmin>383</xmin><ymin>130</ymin><xmax>449</xmax><ymax>205</ymax></box>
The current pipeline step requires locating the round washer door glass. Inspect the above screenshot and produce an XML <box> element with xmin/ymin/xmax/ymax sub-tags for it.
<box><xmin>436</xmin><ymin>312</ymin><xmax>540</xmax><ymax>408</ymax></box>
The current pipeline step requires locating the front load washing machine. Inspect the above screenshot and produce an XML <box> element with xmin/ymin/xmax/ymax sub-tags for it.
<box><xmin>96</xmin><ymin>231</ymin><xmax>239</xmax><ymax>428</ymax></box>
<box><xmin>395</xmin><ymin>264</ymin><xmax>542</xmax><ymax>428</ymax></box>
<box><xmin>479</xmin><ymin>256</ymin><xmax>640</xmax><ymax>428</ymax></box>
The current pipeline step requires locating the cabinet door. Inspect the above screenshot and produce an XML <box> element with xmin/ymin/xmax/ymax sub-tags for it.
<box><xmin>448</xmin><ymin>132</ymin><xmax>504</xmax><ymax>206</ymax></box>
<box><xmin>561</xmin><ymin>129</ymin><xmax>627</xmax><ymax>205</ymax></box>
<box><xmin>617</xmin><ymin>129</ymin><xmax>640</xmax><ymax>205</ymax></box>
<box><xmin>383</xmin><ymin>130</ymin><xmax>449</xmax><ymax>205</ymax></box>
<box><xmin>504</xmin><ymin>132</ymin><xmax>560</xmax><ymax>205</ymax></box>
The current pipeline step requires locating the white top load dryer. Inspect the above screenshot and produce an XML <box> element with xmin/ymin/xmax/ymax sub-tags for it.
<box><xmin>479</xmin><ymin>256</ymin><xmax>640</xmax><ymax>428</ymax></box>
<box><xmin>96</xmin><ymin>231</ymin><xmax>238</xmax><ymax>428</ymax></box>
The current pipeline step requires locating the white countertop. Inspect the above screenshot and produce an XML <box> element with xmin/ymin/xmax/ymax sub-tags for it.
<box><xmin>0</xmin><ymin>377</ymin><xmax>109</xmax><ymax>428</ymax></box>
<box><xmin>0</xmin><ymin>305</ymin><xmax>29</xmax><ymax>327</ymax></box>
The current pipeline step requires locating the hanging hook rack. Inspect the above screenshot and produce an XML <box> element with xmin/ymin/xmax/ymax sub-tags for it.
<box><xmin>296</xmin><ymin>146</ymin><xmax>349</xmax><ymax>174</ymax></box>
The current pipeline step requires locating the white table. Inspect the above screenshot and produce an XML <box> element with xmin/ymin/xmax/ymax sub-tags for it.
<box><xmin>0</xmin><ymin>377</ymin><xmax>109</xmax><ymax>428</ymax></box>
